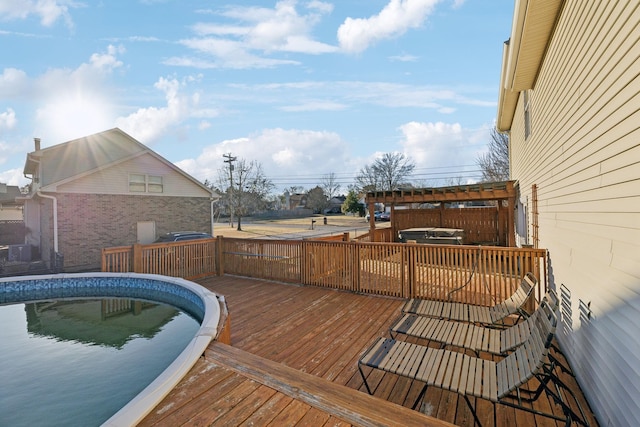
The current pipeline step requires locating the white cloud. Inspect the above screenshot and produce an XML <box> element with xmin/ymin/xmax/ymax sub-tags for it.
<box><xmin>173</xmin><ymin>0</ymin><xmax>336</xmax><ymax>70</ymax></box>
<box><xmin>0</xmin><ymin>68</ymin><xmax>30</xmax><ymax>98</ymax></box>
<box><xmin>115</xmin><ymin>77</ymin><xmax>189</xmax><ymax>143</ymax></box>
<box><xmin>279</xmin><ymin>101</ymin><xmax>347</xmax><ymax>112</ymax></box>
<box><xmin>0</xmin><ymin>108</ymin><xmax>17</xmax><ymax>130</ymax></box>
<box><xmin>338</xmin><ymin>0</ymin><xmax>441</xmax><ymax>53</ymax></box>
<box><xmin>30</xmin><ymin>45</ymin><xmax>125</xmax><ymax>145</ymax></box>
<box><xmin>222</xmin><ymin>80</ymin><xmax>493</xmax><ymax>113</ymax></box>
<box><xmin>307</xmin><ymin>1</ymin><xmax>333</xmax><ymax>14</ymax></box>
<box><xmin>172</xmin><ymin>38</ymin><xmax>300</xmax><ymax>69</ymax></box>
<box><xmin>115</xmin><ymin>76</ymin><xmax>220</xmax><ymax>144</ymax></box>
<box><xmin>398</xmin><ymin>121</ymin><xmax>489</xmax><ymax>177</ymax></box>
<box><xmin>0</xmin><ymin>0</ymin><xmax>79</xmax><ymax>28</ymax></box>
<box><xmin>176</xmin><ymin>128</ymin><xmax>354</xmax><ymax>188</ymax></box>
<box><xmin>0</xmin><ymin>167</ymin><xmax>28</xmax><ymax>186</ymax></box>
<box><xmin>389</xmin><ymin>53</ymin><xmax>418</xmax><ymax>62</ymax></box>
<box><xmin>197</xmin><ymin>121</ymin><xmax>211</xmax><ymax>130</ymax></box>
<box><xmin>86</xmin><ymin>44</ymin><xmax>125</xmax><ymax>72</ymax></box>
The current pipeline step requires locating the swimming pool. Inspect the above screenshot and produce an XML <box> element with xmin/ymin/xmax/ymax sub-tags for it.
<box><xmin>0</xmin><ymin>272</ymin><xmax>224</xmax><ymax>426</ymax></box>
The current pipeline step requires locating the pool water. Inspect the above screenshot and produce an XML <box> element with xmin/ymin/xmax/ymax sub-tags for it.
<box><xmin>0</xmin><ymin>297</ymin><xmax>200</xmax><ymax>427</ymax></box>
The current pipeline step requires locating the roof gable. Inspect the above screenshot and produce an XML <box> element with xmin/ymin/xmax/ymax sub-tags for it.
<box><xmin>29</xmin><ymin>128</ymin><xmax>146</xmax><ymax>186</ymax></box>
<box><xmin>24</xmin><ymin>128</ymin><xmax>215</xmax><ymax>197</ymax></box>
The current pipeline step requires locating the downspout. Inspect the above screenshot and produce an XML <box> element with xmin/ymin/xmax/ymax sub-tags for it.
<box><xmin>36</xmin><ymin>191</ymin><xmax>58</xmax><ymax>253</ymax></box>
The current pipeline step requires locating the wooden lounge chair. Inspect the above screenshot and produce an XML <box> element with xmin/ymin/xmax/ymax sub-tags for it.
<box><xmin>390</xmin><ymin>289</ymin><xmax>559</xmax><ymax>356</ymax></box>
<box><xmin>402</xmin><ymin>272</ymin><xmax>537</xmax><ymax>324</ymax></box>
<box><xmin>358</xmin><ymin>298</ymin><xmax>589</xmax><ymax>426</ymax></box>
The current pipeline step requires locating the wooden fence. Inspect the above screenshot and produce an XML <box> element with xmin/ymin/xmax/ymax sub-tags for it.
<box><xmin>353</xmin><ymin>228</ymin><xmax>395</xmax><ymax>243</ymax></box>
<box><xmin>102</xmin><ymin>239</ymin><xmax>216</xmax><ymax>280</ymax></box>
<box><xmin>394</xmin><ymin>207</ymin><xmax>508</xmax><ymax>246</ymax></box>
<box><xmin>103</xmin><ymin>237</ymin><xmax>547</xmax><ymax>306</ymax></box>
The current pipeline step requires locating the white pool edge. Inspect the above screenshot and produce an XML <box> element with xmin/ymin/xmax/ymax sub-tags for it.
<box><xmin>0</xmin><ymin>272</ymin><xmax>223</xmax><ymax>427</ymax></box>
<box><xmin>101</xmin><ymin>273</ymin><xmax>221</xmax><ymax>427</ymax></box>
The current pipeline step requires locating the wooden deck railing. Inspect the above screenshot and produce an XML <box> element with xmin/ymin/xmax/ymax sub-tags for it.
<box><xmin>101</xmin><ymin>238</ymin><xmax>216</xmax><ymax>280</ymax></box>
<box><xmin>353</xmin><ymin>228</ymin><xmax>395</xmax><ymax>242</ymax></box>
<box><xmin>103</xmin><ymin>237</ymin><xmax>547</xmax><ymax>306</ymax></box>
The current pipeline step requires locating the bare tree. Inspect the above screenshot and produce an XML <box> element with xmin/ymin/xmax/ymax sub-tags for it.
<box><xmin>355</xmin><ymin>164</ymin><xmax>380</xmax><ymax>192</ymax></box>
<box><xmin>356</xmin><ymin>152</ymin><xmax>416</xmax><ymax>192</ymax></box>
<box><xmin>218</xmin><ymin>158</ymin><xmax>273</xmax><ymax>231</ymax></box>
<box><xmin>477</xmin><ymin>127</ymin><xmax>510</xmax><ymax>182</ymax></box>
<box><xmin>320</xmin><ymin>172</ymin><xmax>341</xmax><ymax>201</ymax></box>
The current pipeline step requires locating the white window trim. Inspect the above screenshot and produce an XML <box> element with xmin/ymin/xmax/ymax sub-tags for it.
<box><xmin>129</xmin><ymin>173</ymin><xmax>163</xmax><ymax>193</ymax></box>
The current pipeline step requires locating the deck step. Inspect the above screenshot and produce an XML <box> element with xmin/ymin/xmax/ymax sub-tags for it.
<box><xmin>206</xmin><ymin>342</ymin><xmax>454</xmax><ymax>427</ymax></box>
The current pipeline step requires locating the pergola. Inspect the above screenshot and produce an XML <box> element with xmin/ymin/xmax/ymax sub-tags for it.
<box><xmin>365</xmin><ymin>180</ymin><xmax>518</xmax><ymax>247</ymax></box>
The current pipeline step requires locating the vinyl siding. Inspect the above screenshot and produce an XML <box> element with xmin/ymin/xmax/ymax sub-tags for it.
<box><xmin>508</xmin><ymin>1</ymin><xmax>640</xmax><ymax>426</ymax></box>
<box><xmin>55</xmin><ymin>153</ymin><xmax>211</xmax><ymax>198</ymax></box>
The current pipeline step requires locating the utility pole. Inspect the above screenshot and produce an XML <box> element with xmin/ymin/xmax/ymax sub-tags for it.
<box><xmin>223</xmin><ymin>153</ymin><xmax>237</xmax><ymax>227</ymax></box>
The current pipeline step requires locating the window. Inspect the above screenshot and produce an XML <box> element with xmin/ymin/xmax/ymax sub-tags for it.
<box><xmin>129</xmin><ymin>174</ymin><xmax>163</xmax><ymax>193</ymax></box>
<box><xmin>148</xmin><ymin>175</ymin><xmax>163</xmax><ymax>193</ymax></box>
<box><xmin>129</xmin><ymin>174</ymin><xmax>146</xmax><ymax>192</ymax></box>
<box><xmin>524</xmin><ymin>90</ymin><xmax>532</xmax><ymax>140</ymax></box>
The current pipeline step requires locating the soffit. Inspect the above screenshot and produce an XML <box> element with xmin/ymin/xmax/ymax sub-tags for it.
<box><xmin>497</xmin><ymin>0</ymin><xmax>563</xmax><ymax>131</ymax></box>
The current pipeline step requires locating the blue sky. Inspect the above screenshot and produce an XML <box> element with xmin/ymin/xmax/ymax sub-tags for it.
<box><xmin>0</xmin><ymin>0</ymin><xmax>514</xmax><ymax>192</ymax></box>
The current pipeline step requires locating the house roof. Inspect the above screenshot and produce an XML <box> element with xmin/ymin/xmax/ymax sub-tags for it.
<box><xmin>0</xmin><ymin>184</ymin><xmax>22</xmax><ymax>205</ymax></box>
<box><xmin>496</xmin><ymin>0</ymin><xmax>564</xmax><ymax>132</ymax></box>
<box><xmin>24</xmin><ymin>128</ymin><xmax>146</xmax><ymax>186</ymax></box>
<box><xmin>23</xmin><ymin>128</ymin><xmax>216</xmax><ymax>197</ymax></box>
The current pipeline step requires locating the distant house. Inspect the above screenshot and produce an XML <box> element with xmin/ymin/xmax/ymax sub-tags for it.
<box><xmin>284</xmin><ymin>192</ymin><xmax>308</xmax><ymax>210</ymax></box>
<box><xmin>324</xmin><ymin>195</ymin><xmax>346</xmax><ymax>214</ymax></box>
<box><xmin>497</xmin><ymin>1</ymin><xmax>640</xmax><ymax>425</ymax></box>
<box><xmin>21</xmin><ymin>128</ymin><xmax>217</xmax><ymax>272</ymax></box>
<box><xmin>0</xmin><ymin>184</ymin><xmax>23</xmax><ymax>221</ymax></box>
<box><xmin>0</xmin><ymin>184</ymin><xmax>25</xmax><ymax>246</ymax></box>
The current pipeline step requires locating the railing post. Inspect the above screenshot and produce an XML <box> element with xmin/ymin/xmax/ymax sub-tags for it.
<box><xmin>216</xmin><ymin>236</ymin><xmax>224</xmax><ymax>276</ymax></box>
<box><xmin>405</xmin><ymin>244</ymin><xmax>415</xmax><ymax>299</ymax></box>
<box><xmin>101</xmin><ymin>248</ymin><xmax>106</xmax><ymax>272</ymax></box>
<box><xmin>133</xmin><ymin>244</ymin><xmax>142</xmax><ymax>273</ymax></box>
<box><xmin>300</xmin><ymin>240</ymin><xmax>308</xmax><ymax>284</ymax></box>
<box><xmin>352</xmin><ymin>240</ymin><xmax>360</xmax><ymax>293</ymax></box>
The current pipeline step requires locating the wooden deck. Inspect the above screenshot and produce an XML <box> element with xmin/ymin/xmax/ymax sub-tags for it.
<box><xmin>140</xmin><ymin>275</ymin><xmax>598</xmax><ymax>427</ymax></box>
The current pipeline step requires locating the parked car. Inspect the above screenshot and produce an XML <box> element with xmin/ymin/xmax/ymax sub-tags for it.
<box><xmin>379</xmin><ymin>212</ymin><xmax>391</xmax><ymax>221</ymax></box>
<box><xmin>155</xmin><ymin>231</ymin><xmax>213</xmax><ymax>243</ymax></box>
<box><xmin>365</xmin><ymin>211</ymin><xmax>383</xmax><ymax>221</ymax></box>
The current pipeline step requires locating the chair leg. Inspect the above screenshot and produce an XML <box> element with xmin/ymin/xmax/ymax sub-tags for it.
<box><xmin>502</xmin><ymin>368</ymin><xmax>590</xmax><ymax>427</ymax></box>
<box><xmin>358</xmin><ymin>363</ymin><xmax>374</xmax><ymax>395</ymax></box>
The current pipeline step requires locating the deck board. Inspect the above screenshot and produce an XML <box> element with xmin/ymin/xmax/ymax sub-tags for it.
<box><xmin>140</xmin><ymin>275</ymin><xmax>598</xmax><ymax>427</ymax></box>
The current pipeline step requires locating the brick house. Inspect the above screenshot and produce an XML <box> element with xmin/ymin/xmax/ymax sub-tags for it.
<box><xmin>21</xmin><ymin>128</ymin><xmax>217</xmax><ymax>272</ymax></box>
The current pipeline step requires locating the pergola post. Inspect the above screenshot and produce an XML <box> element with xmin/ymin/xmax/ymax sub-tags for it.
<box><xmin>507</xmin><ymin>195</ymin><xmax>516</xmax><ymax>247</ymax></box>
<box><xmin>368</xmin><ymin>201</ymin><xmax>376</xmax><ymax>241</ymax></box>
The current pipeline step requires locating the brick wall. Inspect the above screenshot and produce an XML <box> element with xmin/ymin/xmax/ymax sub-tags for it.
<box><xmin>55</xmin><ymin>193</ymin><xmax>211</xmax><ymax>272</ymax></box>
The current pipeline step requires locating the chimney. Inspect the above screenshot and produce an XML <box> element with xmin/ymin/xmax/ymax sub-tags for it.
<box><xmin>34</xmin><ymin>138</ymin><xmax>41</xmax><ymax>151</ymax></box>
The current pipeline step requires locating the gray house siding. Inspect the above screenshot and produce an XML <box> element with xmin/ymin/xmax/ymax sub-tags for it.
<box><xmin>504</xmin><ymin>1</ymin><xmax>640</xmax><ymax>426</ymax></box>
